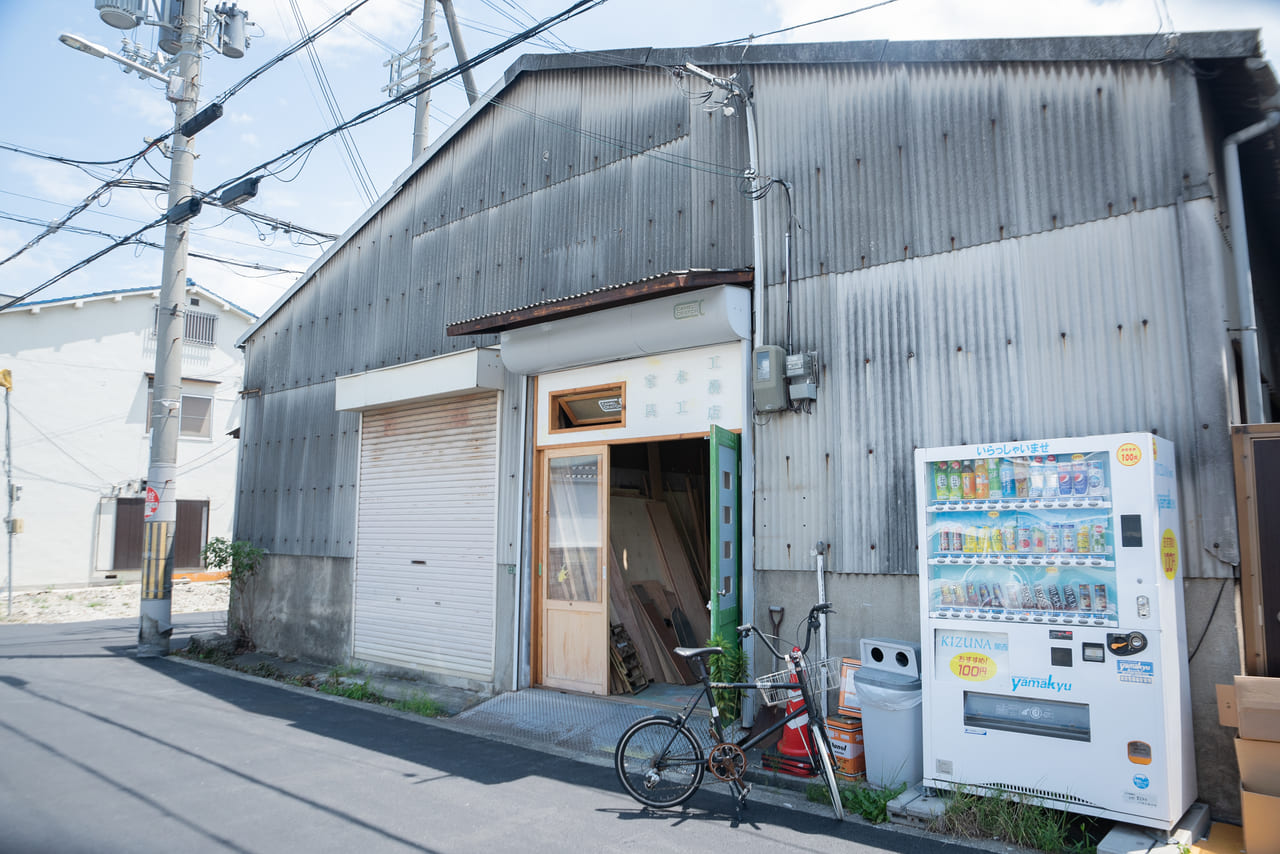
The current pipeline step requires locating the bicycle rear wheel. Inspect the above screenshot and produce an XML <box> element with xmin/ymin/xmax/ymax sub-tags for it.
<box><xmin>615</xmin><ymin>716</ymin><xmax>705</xmax><ymax>809</ymax></box>
<box><xmin>809</xmin><ymin>721</ymin><xmax>846</xmax><ymax>821</ymax></box>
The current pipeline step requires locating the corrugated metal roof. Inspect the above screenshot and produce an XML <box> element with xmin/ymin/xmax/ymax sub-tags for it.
<box><xmin>240</xmin><ymin>30</ymin><xmax>1272</xmax><ymax>346</ymax></box>
<box><xmin>2</xmin><ymin>278</ymin><xmax>257</xmax><ymax>320</ymax></box>
<box><xmin>445</xmin><ymin>268</ymin><xmax>751</xmax><ymax>334</ymax></box>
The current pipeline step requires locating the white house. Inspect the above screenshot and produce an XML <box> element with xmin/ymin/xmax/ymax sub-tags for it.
<box><xmin>0</xmin><ymin>282</ymin><xmax>254</xmax><ymax>589</ymax></box>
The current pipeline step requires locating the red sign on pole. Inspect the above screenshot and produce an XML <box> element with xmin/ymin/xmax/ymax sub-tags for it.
<box><xmin>144</xmin><ymin>486</ymin><xmax>159</xmax><ymax>520</ymax></box>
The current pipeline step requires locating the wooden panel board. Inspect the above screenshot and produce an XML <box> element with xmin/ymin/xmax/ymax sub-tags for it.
<box><xmin>543</xmin><ymin>605</ymin><xmax>607</xmax><ymax>694</ymax></box>
<box><xmin>647</xmin><ymin>502</ymin><xmax>711</xmax><ymax>643</ymax></box>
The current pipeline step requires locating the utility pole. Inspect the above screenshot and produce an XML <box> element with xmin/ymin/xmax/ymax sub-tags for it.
<box><xmin>139</xmin><ymin>0</ymin><xmax>204</xmax><ymax>657</ymax></box>
<box><xmin>439</xmin><ymin>0</ymin><xmax>479</xmax><ymax>104</ymax></box>
<box><xmin>2</xmin><ymin>369</ymin><xmax>13</xmax><ymax>618</ymax></box>
<box><xmin>411</xmin><ymin>0</ymin><xmax>438</xmax><ymax>159</ymax></box>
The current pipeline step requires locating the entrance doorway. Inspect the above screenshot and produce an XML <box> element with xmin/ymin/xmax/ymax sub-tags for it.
<box><xmin>535</xmin><ymin>432</ymin><xmax>741</xmax><ymax>695</ymax></box>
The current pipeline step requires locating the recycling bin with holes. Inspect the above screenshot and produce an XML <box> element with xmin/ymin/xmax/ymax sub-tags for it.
<box><xmin>853</xmin><ymin>638</ymin><xmax>923</xmax><ymax>790</ymax></box>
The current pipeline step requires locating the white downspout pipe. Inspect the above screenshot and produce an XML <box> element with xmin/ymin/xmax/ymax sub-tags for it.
<box><xmin>1224</xmin><ymin>111</ymin><xmax>1280</xmax><ymax>423</ymax></box>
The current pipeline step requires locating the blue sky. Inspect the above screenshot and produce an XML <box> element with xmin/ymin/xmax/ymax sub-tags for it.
<box><xmin>1</xmin><ymin>0</ymin><xmax>1276</xmax><ymax>316</ymax></box>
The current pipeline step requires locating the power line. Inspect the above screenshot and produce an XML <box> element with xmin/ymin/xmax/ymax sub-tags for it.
<box><xmin>0</xmin><ymin>216</ymin><xmax>166</xmax><ymax>312</ymax></box>
<box><xmin>707</xmin><ymin>0</ymin><xmax>904</xmax><ymax>46</ymax></box>
<box><xmin>285</xmin><ymin>0</ymin><xmax>378</xmax><ymax>205</ymax></box>
<box><xmin>207</xmin><ymin>0</ymin><xmax>612</xmax><ymax>200</ymax></box>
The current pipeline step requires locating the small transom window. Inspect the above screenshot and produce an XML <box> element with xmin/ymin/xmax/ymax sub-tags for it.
<box><xmin>550</xmin><ymin>384</ymin><xmax>625</xmax><ymax>432</ymax></box>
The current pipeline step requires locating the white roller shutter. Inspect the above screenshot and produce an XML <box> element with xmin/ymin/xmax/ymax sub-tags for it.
<box><xmin>352</xmin><ymin>391</ymin><xmax>499</xmax><ymax>679</ymax></box>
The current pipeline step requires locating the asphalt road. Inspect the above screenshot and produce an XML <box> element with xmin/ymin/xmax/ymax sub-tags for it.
<box><xmin>0</xmin><ymin>616</ymin><xmax>991</xmax><ymax>854</ymax></box>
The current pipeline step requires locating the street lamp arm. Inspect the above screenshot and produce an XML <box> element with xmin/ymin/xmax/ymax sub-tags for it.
<box><xmin>59</xmin><ymin>32</ymin><xmax>175</xmax><ymax>86</ymax></box>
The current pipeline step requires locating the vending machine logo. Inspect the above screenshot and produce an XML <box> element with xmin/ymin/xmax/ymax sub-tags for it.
<box><xmin>1160</xmin><ymin>529</ymin><xmax>1179</xmax><ymax>580</ymax></box>
<box><xmin>1116</xmin><ymin>660</ymin><xmax>1154</xmax><ymax>685</ymax></box>
<box><xmin>1132</xmin><ymin>774</ymin><xmax>1150</xmax><ymax>790</ymax></box>
<box><xmin>1116</xmin><ymin>443</ymin><xmax>1142</xmax><ymax>467</ymax></box>
<box><xmin>950</xmin><ymin>652</ymin><xmax>997</xmax><ymax>682</ymax></box>
<box><xmin>1010</xmin><ymin>674</ymin><xmax>1073</xmax><ymax>693</ymax></box>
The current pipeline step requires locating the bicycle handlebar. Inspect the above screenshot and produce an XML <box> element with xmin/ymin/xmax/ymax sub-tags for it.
<box><xmin>737</xmin><ymin>602</ymin><xmax>835</xmax><ymax>660</ymax></box>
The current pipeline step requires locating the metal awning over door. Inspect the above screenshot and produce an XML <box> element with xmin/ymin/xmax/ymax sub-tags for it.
<box><xmin>352</xmin><ymin>390</ymin><xmax>499</xmax><ymax>680</ymax></box>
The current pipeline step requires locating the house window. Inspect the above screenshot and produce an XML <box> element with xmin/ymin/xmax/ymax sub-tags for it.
<box><xmin>549</xmin><ymin>383</ymin><xmax>625</xmax><ymax>433</ymax></box>
<box><xmin>153</xmin><ymin>305</ymin><xmax>218</xmax><ymax>346</ymax></box>
<box><xmin>146</xmin><ymin>378</ymin><xmax>216</xmax><ymax>439</ymax></box>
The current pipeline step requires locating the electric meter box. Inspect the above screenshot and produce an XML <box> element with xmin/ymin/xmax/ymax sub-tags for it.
<box><xmin>752</xmin><ymin>345</ymin><xmax>788</xmax><ymax>412</ymax></box>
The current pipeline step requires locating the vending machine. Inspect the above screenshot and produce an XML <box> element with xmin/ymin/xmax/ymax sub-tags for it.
<box><xmin>914</xmin><ymin>433</ymin><xmax>1195</xmax><ymax>831</ymax></box>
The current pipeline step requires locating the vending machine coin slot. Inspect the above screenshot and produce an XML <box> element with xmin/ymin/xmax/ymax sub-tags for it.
<box><xmin>1120</xmin><ymin>514</ymin><xmax>1143</xmax><ymax>548</ymax></box>
<box><xmin>1106</xmin><ymin>631</ymin><xmax>1148</xmax><ymax>656</ymax></box>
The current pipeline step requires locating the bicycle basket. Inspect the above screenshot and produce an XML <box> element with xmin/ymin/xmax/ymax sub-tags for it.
<box><xmin>754</xmin><ymin>657</ymin><xmax>841</xmax><ymax>707</ymax></box>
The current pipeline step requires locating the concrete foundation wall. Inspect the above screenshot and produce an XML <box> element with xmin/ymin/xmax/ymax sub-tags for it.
<box><xmin>231</xmin><ymin>554</ymin><xmax>353</xmax><ymax>666</ymax></box>
<box><xmin>750</xmin><ymin>570</ymin><xmax>1243</xmax><ymax>823</ymax></box>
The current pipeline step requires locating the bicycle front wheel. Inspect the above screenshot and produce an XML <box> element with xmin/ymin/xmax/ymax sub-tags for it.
<box><xmin>809</xmin><ymin>721</ymin><xmax>846</xmax><ymax>821</ymax></box>
<box><xmin>615</xmin><ymin>716</ymin><xmax>705</xmax><ymax>808</ymax></box>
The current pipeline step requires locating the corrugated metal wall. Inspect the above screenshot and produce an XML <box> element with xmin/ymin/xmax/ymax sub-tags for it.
<box><xmin>239</xmin><ymin>53</ymin><xmax>1237</xmax><ymax>579</ymax></box>
<box><xmin>238</xmin><ymin>63</ymin><xmax>752</xmax><ymax>557</ymax></box>
<box><xmin>753</xmin><ymin>204</ymin><xmax>1235</xmax><ymax>579</ymax></box>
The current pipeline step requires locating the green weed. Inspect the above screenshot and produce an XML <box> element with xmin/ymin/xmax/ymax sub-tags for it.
<box><xmin>318</xmin><ymin>679</ymin><xmax>380</xmax><ymax>702</ymax></box>
<box><xmin>390</xmin><ymin>692</ymin><xmax>446</xmax><ymax>718</ymax></box>
<box><xmin>929</xmin><ymin>787</ymin><xmax>1106</xmax><ymax>853</ymax></box>
<box><xmin>807</xmin><ymin>779</ymin><xmax>907</xmax><ymax>823</ymax></box>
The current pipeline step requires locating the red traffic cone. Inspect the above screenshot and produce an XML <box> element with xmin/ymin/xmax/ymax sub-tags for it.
<box><xmin>776</xmin><ymin>671</ymin><xmax>814</xmax><ymax>760</ymax></box>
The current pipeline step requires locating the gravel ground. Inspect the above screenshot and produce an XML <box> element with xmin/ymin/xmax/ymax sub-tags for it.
<box><xmin>0</xmin><ymin>579</ymin><xmax>230</xmax><ymax>623</ymax></box>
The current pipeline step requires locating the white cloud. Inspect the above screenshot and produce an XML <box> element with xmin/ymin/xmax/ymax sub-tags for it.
<box><xmin>240</xmin><ymin>132</ymin><xmax>260</xmax><ymax>146</ymax></box>
<box><xmin>769</xmin><ymin>0</ymin><xmax>1280</xmax><ymax>55</ymax></box>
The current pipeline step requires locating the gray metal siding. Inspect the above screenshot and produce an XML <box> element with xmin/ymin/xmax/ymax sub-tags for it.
<box><xmin>753</xmin><ymin>203</ymin><xmax>1236</xmax><ymax>579</ymax></box>
<box><xmin>238</xmin><ymin>55</ymin><xmax>1236</xmax><ymax>579</ymax></box>
<box><xmin>749</xmin><ymin>61</ymin><xmax>1191</xmax><ymax>292</ymax></box>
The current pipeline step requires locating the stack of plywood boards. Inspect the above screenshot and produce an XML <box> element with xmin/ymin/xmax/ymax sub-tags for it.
<box><xmin>609</xmin><ymin>496</ymin><xmax>711</xmax><ymax>686</ymax></box>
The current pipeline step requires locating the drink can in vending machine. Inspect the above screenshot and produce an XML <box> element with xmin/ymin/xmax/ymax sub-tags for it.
<box><xmin>1091</xmin><ymin>524</ymin><xmax>1107</xmax><ymax>555</ymax></box>
<box><xmin>1004</xmin><ymin>583</ymin><xmax>1020</xmax><ymax>608</ymax></box>
<box><xmin>940</xmin><ymin>584</ymin><xmax>954</xmax><ymax>607</ymax></box>
<box><xmin>952</xmin><ymin>583</ymin><xmax>964</xmax><ymax>604</ymax></box>
<box><xmin>1020</xmin><ymin>582</ymin><xmax>1035</xmax><ymax>609</ymax></box>
<box><xmin>1059</xmin><ymin>522</ymin><xmax>1076</xmax><ymax>553</ymax></box>
<box><xmin>1077</xmin><ymin>523</ymin><xmax>1092</xmax><ymax>554</ymax></box>
<box><xmin>1063</xmin><ymin>583</ymin><xmax>1078</xmax><ymax>610</ymax></box>
<box><xmin>935</xmin><ymin>461</ymin><xmax>950</xmax><ymax>501</ymax></box>
<box><xmin>964</xmin><ymin>526</ymin><xmax>978</xmax><ymax>553</ymax></box>
<box><xmin>978</xmin><ymin>584</ymin><xmax>991</xmax><ymax>606</ymax></box>
<box><xmin>1094</xmin><ymin>584</ymin><xmax>1109</xmax><ymax>613</ymax></box>
<box><xmin>992</xmin><ymin>583</ymin><xmax>1006</xmax><ymax>608</ymax></box>
<box><xmin>990</xmin><ymin>524</ymin><xmax>1004</xmax><ymax>553</ymax></box>
<box><xmin>1033</xmin><ymin>584</ymin><xmax>1051</xmax><ymax>609</ymax></box>
<box><xmin>1078</xmin><ymin>584</ymin><xmax>1092</xmax><ymax>612</ymax></box>
<box><xmin>1031</xmin><ymin>525</ymin><xmax>1047</xmax><ymax>553</ymax></box>
<box><xmin>1072</xmin><ymin>457</ymin><xmax>1088</xmax><ymax>495</ymax></box>
<box><xmin>979</xmin><ymin>526</ymin><xmax>992</xmax><ymax>553</ymax></box>
<box><xmin>975</xmin><ymin>461</ymin><xmax>990</xmax><ymax>499</ymax></box>
<box><xmin>965</xmin><ymin>583</ymin><xmax>980</xmax><ymax>606</ymax></box>
<box><xmin>949</xmin><ymin>460</ymin><xmax>963</xmax><ymax>500</ymax></box>
<box><xmin>1014</xmin><ymin>459</ymin><xmax>1029</xmax><ymax>498</ymax></box>
<box><xmin>1046</xmin><ymin>524</ymin><xmax>1061</xmax><ymax>553</ymax></box>
<box><xmin>962</xmin><ymin>461</ymin><xmax>976</xmax><ymax>500</ymax></box>
<box><xmin>1087</xmin><ymin>460</ymin><xmax>1104</xmax><ymax>495</ymax></box>
<box><xmin>1003</xmin><ymin>520</ymin><xmax>1017</xmax><ymax>552</ymax></box>
<box><xmin>1047</xmin><ymin>584</ymin><xmax>1063</xmax><ymax>610</ymax></box>
<box><xmin>1058</xmin><ymin>460</ymin><xmax>1073</xmax><ymax>496</ymax></box>
<box><xmin>1017</xmin><ymin>525</ymin><xmax>1032</xmax><ymax>553</ymax></box>
<box><xmin>987</xmin><ymin>458</ymin><xmax>1003</xmax><ymax>498</ymax></box>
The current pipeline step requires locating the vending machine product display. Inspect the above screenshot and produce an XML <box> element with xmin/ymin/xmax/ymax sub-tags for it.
<box><xmin>914</xmin><ymin>433</ymin><xmax>1195</xmax><ymax>831</ymax></box>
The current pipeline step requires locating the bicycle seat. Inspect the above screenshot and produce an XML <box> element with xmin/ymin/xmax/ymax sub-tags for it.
<box><xmin>673</xmin><ymin>646</ymin><xmax>723</xmax><ymax>660</ymax></box>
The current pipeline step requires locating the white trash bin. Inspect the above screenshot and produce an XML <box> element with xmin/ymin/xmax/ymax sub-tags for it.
<box><xmin>854</xmin><ymin>638</ymin><xmax>923</xmax><ymax>790</ymax></box>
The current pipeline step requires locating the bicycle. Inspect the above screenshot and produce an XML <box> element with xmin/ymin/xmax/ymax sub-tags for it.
<box><xmin>613</xmin><ymin>603</ymin><xmax>846</xmax><ymax>823</ymax></box>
